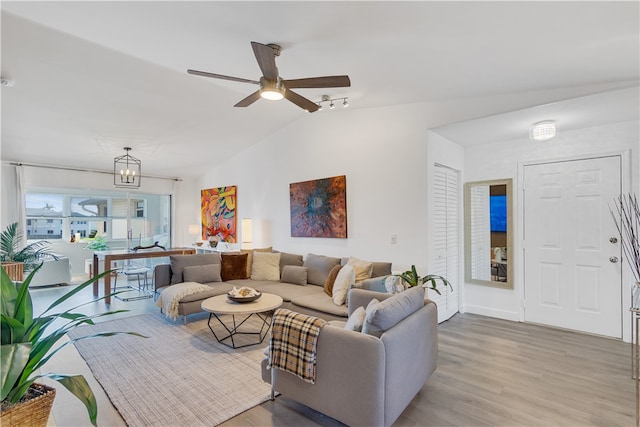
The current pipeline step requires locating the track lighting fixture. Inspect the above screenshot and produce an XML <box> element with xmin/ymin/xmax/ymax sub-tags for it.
<box><xmin>317</xmin><ymin>95</ymin><xmax>350</xmax><ymax>111</ymax></box>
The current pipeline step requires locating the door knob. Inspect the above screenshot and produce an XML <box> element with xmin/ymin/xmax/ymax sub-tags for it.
<box><xmin>609</xmin><ymin>256</ymin><xmax>619</xmax><ymax>263</ymax></box>
<box><xmin>609</xmin><ymin>237</ymin><xmax>618</xmax><ymax>244</ymax></box>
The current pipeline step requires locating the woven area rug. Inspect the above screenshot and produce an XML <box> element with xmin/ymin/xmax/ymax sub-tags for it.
<box><xmin>68</xmin><ymin>313</ymin><xmax>272</xmax><ymax>426</ymax></box>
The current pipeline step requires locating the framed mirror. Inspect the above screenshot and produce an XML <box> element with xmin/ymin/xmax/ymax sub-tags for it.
<box><xmin>464</xmin><ymin>178</ymin><xmax>513</xmax><ymax>289</ymax></box>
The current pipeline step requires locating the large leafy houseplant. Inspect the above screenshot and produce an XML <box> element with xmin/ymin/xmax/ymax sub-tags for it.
<box><xmin>1</xmin><ymin>265</ymin><xmax>145</xmax><ymax>426</ymax></box>
<box><xmin>396</xmin><ymin>265</ymin><xmax>453</xmax><ymax>295</ymax></box>
<box><xmin>611</xmin><ymin>193</ymin><xmax>640</xmax><ymax>308</ymax></box>
<box><xmin>0</xmin><ymin>222</ymin><xmax>56</xmax><ymax>273</ymax></box>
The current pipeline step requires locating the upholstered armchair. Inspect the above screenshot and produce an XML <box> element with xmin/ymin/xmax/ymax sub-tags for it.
<box><xmin>262</xmin><ymin>287</ymin><xmax>438</xmax><ymax>427</ymax></box>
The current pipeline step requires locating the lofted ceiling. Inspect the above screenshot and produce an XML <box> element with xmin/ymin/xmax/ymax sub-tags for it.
<box><xmin>1</xmin><ymin>1</ymin><xmax>638</xmax><ymax>179</ymax></box>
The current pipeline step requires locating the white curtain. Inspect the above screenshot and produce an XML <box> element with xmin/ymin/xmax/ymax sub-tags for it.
<box><xmin>171</xmin><ymin>179</ymin><xmax>181</xmax><ymax>248</ymax></box>
<box><xmin>16</xmin><ymin>165</ymin><xmax>26</xmax><ymax>248</ymax></box>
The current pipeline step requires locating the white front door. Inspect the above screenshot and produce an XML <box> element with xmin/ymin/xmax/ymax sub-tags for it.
<box><xmin>523</xmin><ymin>156</ymin><xmax>622</xmax><ymax>338</ymax></box>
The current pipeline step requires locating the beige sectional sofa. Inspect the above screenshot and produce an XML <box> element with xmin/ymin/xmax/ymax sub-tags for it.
<box><xmin>153</xmin><ymin>250</ymin><xmax>392</xmax><ymax>323</ymax></box>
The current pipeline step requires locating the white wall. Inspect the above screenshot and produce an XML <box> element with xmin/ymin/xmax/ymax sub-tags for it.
<box><xmin>177</xmin><ymin>103</ymin><xmax>465</xmax><ymax>274</ymax></box>
<box><xmin>459</xmin><ymin>119</ymin><xmax>639</xmax><ymax>340</ymax></box>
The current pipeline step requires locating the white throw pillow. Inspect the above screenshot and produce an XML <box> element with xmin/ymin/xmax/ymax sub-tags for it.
<box><xmin>384</xmin><ymin>275</ymin><xmax>405</xmax><ymax>294</ymax></box>
<box><xmin>332</xmin><ymin>264</ymin><xmax>355</xmax><ymax>306</ymax></box>
<box><xmin>251</xmin><ymin>251</ymin><xmax>281</xmax><ymax>281</ymax></box>
<box><xmin>344</xmin><ymin>306</ymin><xmax>366</xmax><ymax>332</ymax></box>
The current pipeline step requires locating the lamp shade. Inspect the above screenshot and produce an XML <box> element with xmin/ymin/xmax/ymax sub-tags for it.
<box><xmin>242</xmin><ymin>218</ymin><xmax>253</xmax><ymax>243</ymax></box>
<box><xmin>188</xmin><ymin>224</ymin><xmax>200</xmax><ymax>235</ymax></box>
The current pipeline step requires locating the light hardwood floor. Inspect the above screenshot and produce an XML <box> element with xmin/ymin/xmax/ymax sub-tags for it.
<box><xmin>32</xmin><ymin>278</ymin><xmax>635</xmax><ymax>427</ymax></box>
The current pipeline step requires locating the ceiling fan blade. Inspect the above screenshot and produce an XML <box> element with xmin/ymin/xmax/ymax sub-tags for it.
<box><xmin>283</xmin><ymin>75</ymin><xmax>351</xmax><ymax>89</ymax></box>
<box><xmin>284</xmin><ymin>90</ymin><xmax>320</xmax><ymax>113</ymax></box>
<box><xmin>187</xmin><ymin>69</ymin><xmax>259</xmax><ymax>85</ymax></box>
<box><xmin>234</xmin><ymin>90</ymin><xmax>262</xmax><ymax>107</ymax></box>
<box><xmin>251</xmin><ymin>42</ymin><xmax>279</xmax><ymax>81</ymax></box>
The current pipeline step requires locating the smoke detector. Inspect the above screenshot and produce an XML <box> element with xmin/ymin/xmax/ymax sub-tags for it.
<box><xmin>1</xmin><ymin>78</ymin><xmax>15</xmax><ymax>87</ymax></box>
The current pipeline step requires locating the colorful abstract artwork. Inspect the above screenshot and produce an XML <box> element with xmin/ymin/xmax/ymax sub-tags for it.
<box><xmin>290</xmin><ymin>175</ymin><xmax>347</xmax><ymax>238</ymax></box>
<box><xmin>201</xmin><ymin>186</ymin><xmax>237</xmax><ymax>243</ymax></box>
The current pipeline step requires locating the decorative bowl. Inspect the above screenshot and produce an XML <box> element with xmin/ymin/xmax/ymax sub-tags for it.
<box><xmin>227</xmin><ymin>292</ymin><xmax>261</xmax><ymax>303</ymax></box>
<box><xmin>194</xmin><ymin>242</ymin><xmax>204</xmax><ymax>246</ymax></box>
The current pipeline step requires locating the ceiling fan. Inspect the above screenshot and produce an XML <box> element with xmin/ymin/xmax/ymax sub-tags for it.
<box><xmin>187</xmin><ymin>41</ymin><xmax>351</xmax><ymax>113</ymax></box>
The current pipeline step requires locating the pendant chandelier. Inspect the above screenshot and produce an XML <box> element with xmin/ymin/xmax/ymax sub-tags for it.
<box><xmin>114</xmin><ymin>147</ymin><xmax>141</xmax><ymax>188</ymax></box>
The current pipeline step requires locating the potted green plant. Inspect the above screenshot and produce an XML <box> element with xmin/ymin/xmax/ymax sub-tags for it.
<box><xmin>396</xmin><ymin>265</ymin><xmax>453</xmax><ymax>295</ymax></box>
<box><xmin>0</xmin><ymin>222</ymin><xmax>56</xmax><ymax>274</ymax></box>
<box><xmin>0</xmin><ymin>265</ymin><xmax>145</xmax><ymax>426</ymax></box>
<box><xmin>83</xmin><ymin>235</ymin><xmax>110</xmax><ymax>251</ymax></box>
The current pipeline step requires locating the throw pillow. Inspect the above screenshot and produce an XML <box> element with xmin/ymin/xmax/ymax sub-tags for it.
<box><xmin>362</xmin><ymin>286</ymin><xmax>425</xmax><ymax>337</ymax></box>
<box><xmin>371</xmin><ymin>261</ymin><xmax>393</xmax><ymax>278</ymax></box>
<box><xmin>332</xmin><ymin>264</ymin><xmax>355</xmax><ymax>306</ymax></box>
<box><xmin>384</xmin><ymin>275</ymin><xmax>405</xmax><ymax>294</ymax></box>
<box><xmin>183</xmin><ymin>264</ymin><xmax>222</xmax><ymax>283</ymax></box>
<box><xmin>344</xmin><ymin>306</ymin><xmax>367</xmax><ymax>332</ymax></box>
<box><xmin>347</xmin><ymin>257</ymin><xmax>374</xmax><ymax>282</ymax></box>
<box><xmin>220</xmin><ymin>253</ymin><xmax>249</xmax><ymax>281</ymax></box>
<box><xmin>241</xmin><ymin>247</ymin><xmax>273</xmax><ymax>277</ymax></box>
<box><xmin>360</xmin><ymin>298</ymin><xmax>380</xmax><ymax>334</ymax></box>
<box><xmin>251</xmin><ymin>251</ymin><xmax>281</xmax><ymax>281</ymax></box>
<box><xmin>303</xmin><ymin>253</ymin><xmax>342</xmax><ymax>286</ymax></box>
<box><xmin>323</xmin><ymin>265</ymin><xmax>342</xmax><ymax>296</ymax></box>
<box><xmin>170</xmin><ymin>253</ymin><xmax>221</xmax><ymax>284</ymax></box>
<box><xmin>281</xmin><ymin>265</ymin><xmax>308</xmax><ymax>286</ymax></box>
<box><xmin>277</xmin><ymin>251</ymin><xmax>304</xmax><ymax>274</ymax></box>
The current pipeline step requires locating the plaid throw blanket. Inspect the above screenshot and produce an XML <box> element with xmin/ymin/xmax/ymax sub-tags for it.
<box><xmin>268</xmin><ymin>308</ymin><xmax>327</xmax><ymax>384</ymax></box>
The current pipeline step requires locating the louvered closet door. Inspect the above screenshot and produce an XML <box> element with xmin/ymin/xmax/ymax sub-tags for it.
<box><xmin>431</xmin><ymin>164</ymin><xmax>460</xmax><ymax>322</ymax></box>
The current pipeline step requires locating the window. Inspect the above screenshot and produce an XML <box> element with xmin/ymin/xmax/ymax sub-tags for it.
<box><xmin>26</xmin><ymin>190</ymin><xmax>171</xmax><ymax>246</ymax></box>
<box><xmin>25</xmin><ymin>194</ymin><xmax>64</xmax><ymax>240</ymax></box>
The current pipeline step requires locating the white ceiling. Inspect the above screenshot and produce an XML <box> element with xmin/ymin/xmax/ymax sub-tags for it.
<box><xmin>1</xmin><ymin>1</ymin><xmax>638</xmax><ymax>179</ymax></box>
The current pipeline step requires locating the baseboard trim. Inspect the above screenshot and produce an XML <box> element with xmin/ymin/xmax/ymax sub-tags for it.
<box><xmin>460</xmin><ymin>304</ymin><xmax>519</xmax><ymax>322</ymax></box>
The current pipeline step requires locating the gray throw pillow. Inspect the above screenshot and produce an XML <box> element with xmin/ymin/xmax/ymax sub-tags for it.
<box><xmin>281</xmin><ymin>265</ymin><xmax>308</xmax><ymax>286</ymax></box>
<box><xmin>303</xmin><ymin>253</ymin><xmax>342</xmax><ymax>286</ymax></box>
<box><xmin>183</xmin><ymin>264</ymin><xmax>221</xmax><ymax>283</ymax></box>
<box><xmin>277</xmin><ymin>252</ymin><xmax>304</xmax><ymax>273</ymax></box>
<box><xmin>371</xmin><ymin>262</ymin><xmax>392</xmax><ymax>277</ymax></box>
<box><xmin>170</xmin><ymin>253</ymin><xmax>221</xmax><ymax>284</ymax></box>
<box><xmin>362</xmin><ymin>286</ymin><xmax>425</xmax><ymax>337</ymax></box>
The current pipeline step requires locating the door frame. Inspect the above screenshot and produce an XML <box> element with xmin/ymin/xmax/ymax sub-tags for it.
<box><xmin>518</xmin><ymin>149</ymin><xmax>633</xmax><ymax>342</ymax></box>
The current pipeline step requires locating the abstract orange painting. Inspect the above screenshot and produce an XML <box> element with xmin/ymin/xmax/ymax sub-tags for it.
<box><xmin>201</xmin><ymin>186</ymin><xmax>237</xmax><ymax>243</ymax></box>
<box><xmin>290</xmin><ymin>175</ymin><xmax>347</xmax><ymax>238</ymax></box>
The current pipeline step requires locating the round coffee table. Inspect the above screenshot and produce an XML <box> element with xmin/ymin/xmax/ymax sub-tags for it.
<box><xmin>201</xmin><ymin>293</ymin><xmax>283</xmax><ymax>349</ymax></box>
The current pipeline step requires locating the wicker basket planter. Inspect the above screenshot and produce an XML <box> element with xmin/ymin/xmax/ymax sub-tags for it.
<box><xmin>1</xmin><ymin>262</ymin><xmax>23</xmax><ymax>282</ymax></box>
<box><xmin>0</xmin><ymin>383</ymin><xmax>56</xmax><ymax>427</ymax></box>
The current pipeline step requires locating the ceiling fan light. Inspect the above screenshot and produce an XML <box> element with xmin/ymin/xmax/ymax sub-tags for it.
<box><xmin>259</xmin><ymin>78</ymin><xmax>285</xmax><ymax>101</ymax></box>
<box><xmin>260</xmin><ymin>88</ymin><xmax>284</xmax><ymax>101</ymax></box>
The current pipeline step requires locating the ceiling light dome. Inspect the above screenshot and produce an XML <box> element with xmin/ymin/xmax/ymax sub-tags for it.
<box><xmin>530</xmin><ymin>120</ymin><xmax>557</xmax><ymax>141</ymax></box>
<box><xmin>259</xmin><ymin>77</ymin><xmax>285</xmax><ymax>101</ymax></box>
